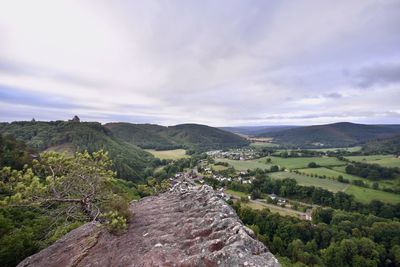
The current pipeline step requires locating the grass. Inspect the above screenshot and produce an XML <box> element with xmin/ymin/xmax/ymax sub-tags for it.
<box><xmin>345</xmin><ymin>155</ymin><xmax>400</xmax><ymax>168</ymax></box>
<box><xmin>211</xmin><ymin>164</ymin><xmax>229</xmax><ymax>171</ymax></box>
<box><xmin>250</xmin><ymin>142</ymin><xmax>279</xmax><ymax>148</ymax></box>
<box><xmin>270</xmin><ymin>171</ymin><xmax>400</xmax><ymax>204</ymax></box>
<box><xmin>269</xmin><ymin>171</ymin><xmax>348</xmax><ymax>192</ymax></box>
<box><xmin>345</xmin><ymin>185</ymin><xmax>400</xmax><ymax>204</ymax></box>
<box><xmin>299</xmin><ymin>167</ymin><xmax>363</xmax><ymax>182</ymax></box>
<box><xmin>225</xmin><ymin>189</ymin><xmax>248</xmax><ymax>198</ymax></box>
<box><xmin>243</xmin><ymin>202</ymin><xmax>297</xmax><ymax>217</ymax></box>
<box><xmin>226</xmin><ymin>189</ymin><xmax>301</xmax><ymax>217</ymax></box>
<box><xmin>144</xmin><ymin>149</ymin><xmax>188</xmax><ymax>160</ymax></box>
<box><xmin>306</xmin><ymin>146</ymin><xmax>362</xmax><ymax>152</ymax></box>
<box><xmin>219</xmin><ymin>156</ymin><xmax>346</xmax><ymax>171</ymax></box>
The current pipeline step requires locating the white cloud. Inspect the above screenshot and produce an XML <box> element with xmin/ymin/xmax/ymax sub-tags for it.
<box><xmin>0</xmin><ymin>0</ymin><xmax>399</xmax><ymax>125</ymax></box>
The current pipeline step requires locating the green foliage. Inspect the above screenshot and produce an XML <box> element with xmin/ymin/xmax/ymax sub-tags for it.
<box><xmin>0</xmin><ymin>150</ymin><xmax>140</xmax><ymax>266</ymax></box>
<box><xmin>105</xmin><ymin>122</ymin><xmax>249</xmax><ymax>152</ymax></box>
<box><xmin>0</xmin><ymin>121</ymin><xmax>154</xmax><ymax>181</ymax></box>
<box><xmin>232</xmin><ymin>203</ymin><xmax>399</xmax><ymax>266</ymax></box>
<box><xmin>0</xmin><ymin>134</ymin><xmax>35</xmax><ymax>170</ymax></box>
<box><xmin>345</xmin><ymin>162</ymin><xmax>399</xmax><ymax>181</ymax></box>
<box><xmin>308</xmin><ymin>162</ymin><xmax>319</xmax><ymax>168</ymax></box>
<box><xmin>100</xmin><ymin>211</ymin><xmax>127</xmax><ymax>234</ymax></box>
<box><xmin>362</xmin><ymin>135</ymin><xmax>400</xmax><ymax>155</ymax></box>
<box><xmin>260</xmin><ymin>122</ymin><xmax>400</xmax><ymax>148</ymax></box>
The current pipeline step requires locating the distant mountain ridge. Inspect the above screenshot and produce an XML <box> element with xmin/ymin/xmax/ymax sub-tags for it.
<box><xmin>105</xmin><ymin>122</ymin><xmax>249</xmax><ymax>152</ymax></box>
<box><xmin>220</xmin><ymin>125</ymin><xmax>298</xmax><ymax>136</ymax></box>
<box><xmin>256</xmin><ymin>122</ymin><xmax>400</xmax><ymax>148</ymax></box>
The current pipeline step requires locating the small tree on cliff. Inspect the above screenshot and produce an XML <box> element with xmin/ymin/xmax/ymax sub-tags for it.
<box><xmin>0</xmin><ymin>150</ymin><xmax>129</xmax><ymax>231</ymax></box>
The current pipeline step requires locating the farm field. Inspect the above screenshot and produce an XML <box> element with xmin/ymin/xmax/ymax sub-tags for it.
<box><xmin>219</xmin><ymin>156</ymin><xmax>346</xmax><ymax>171</ymax></box>
<box><xmin>269</xmin><ymin>171</ymin><xmax>348</xmax><ymax>192</ymax></box>
<box><xmin>298</xmin><ymin>167</ymin><xmax>365</xmax><ymax>182</ymax></box>
<box><xmin>345</xmin><ymin>155</ymin><xmax>400</xmax><ymax>168</ymax></box>
<box><xmin>345</xmin><ymin>185</ymin><xmax>400</xmax><ymax>204</ymax></box>
<box><xmin>330</xmin><ymin>166</ymin><xmax>397</xmax><ymax>189</ymax></box>
<box><xmin>225</xmin><ymin>189</ymin><xmax>301</xmax><ymax>217</ymax></box>
<box><xmin>306</xmin><ymin>146</ymin><xmax>362</xmax><ymax>152</ymax></box>
<box><xmin>218</xmin><ymin>158</ymin><xmax>272</xmax><ymax>171</ymax></box>
<box><xmin>250</xmin><ymin>142</ymin><xmax>279</xmax><ymax>148</ymax></box>
<box><xmin>211</xmin><ymin>164</ymin><xmax>229</xmax><ymax>171</ymax></box>
<box><xmin>270</xmin><ymin>172</ymin><xmax>400</xmax><ymax>203</ymax></box>
<box><xmin>266</xmin><ymin>156</ymin><xmax>345</xmax><ymax>169</ymax></box>
<box><xmin>144</xmin><ymin>149</ymin><xmax>188</xmax><ymax>160</ymax></box>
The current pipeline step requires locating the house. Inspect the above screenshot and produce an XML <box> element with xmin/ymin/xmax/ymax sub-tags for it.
<box><xmin>269</xmin><ymin>193</ymin><xmax>277</xmax><ymax>200</ymax></box>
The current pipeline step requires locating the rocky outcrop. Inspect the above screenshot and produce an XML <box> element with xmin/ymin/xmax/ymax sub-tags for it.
<box><xmin>18</xmin><ymin>183</ymin><xmax>280</xmax><ymax>267</ymax></box>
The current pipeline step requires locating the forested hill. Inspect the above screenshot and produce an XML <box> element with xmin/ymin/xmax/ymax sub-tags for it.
<box><xmin>0</xmin><ymin>121</ymin><xmax>154</xmax><ymax>181</ymax></box>
<box><xmin>105</xmin><ymin>122</ymin><xmax>249</xmax><ymax>152</ymax></box>
<box><xmin>258</xmin><ymin>122</ymin><xmax>400</xmax><ymax>148</ymax></box>
<box><xmin>362</xmin><ymin>135</ymin><xmax>400</xmax><ymax>155</ymax></box>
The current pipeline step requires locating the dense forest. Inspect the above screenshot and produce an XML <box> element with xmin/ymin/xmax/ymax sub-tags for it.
<box><xmin>0</xmin><ymin>121</ymin><xmax>155</xmax><ymax>181</ymax></box>
<box><xmin>105</xmin><ymin>122</ymin><xmax>249</xmax><ymax>152</ymax></box>
<box><xmin>362</xmin><ymin>136</ymin><xmax>400</xmax><ymax>155</ymax></box>
<box><xmin>258</xmin><ymin>122</ymin><xmax>400</xmax><ymax>148</ymax></box>
<box><xmin>233</xmin><ymin>203</ymin><xmax>400</xmax><ymax>266</ymax></box>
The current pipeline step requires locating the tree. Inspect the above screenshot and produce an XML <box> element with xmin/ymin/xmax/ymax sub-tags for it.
<box><xmin>308</xmin><ymin>162</ymin><xmax>319</xmax><ymax>168</ymax></box>
<box><xmin>1</xmin><ymin>150</ymin><xmax>130</xmax><ymax>225</ymax></box>
<box><xmin>312</xmin><ymin>207</ymin><xmax>333</xmax><ymax>224</ymax></box>
<box><xmin>270</xmin><ymin>165</ymin><xmax>279</xmax><ymax>172</ymax></box>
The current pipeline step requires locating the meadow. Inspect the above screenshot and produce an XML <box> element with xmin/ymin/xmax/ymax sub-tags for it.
<box><xmin>298</xmin><ymin>167</ymin><xmax>364</xmax><ymax>182</ymax></box>
<box><xmin>218</xmin><ymin>156</ymin><xmax>346</xmax><ymax>171</ymax></box>
<box><xmin>345</xmin><ymin>185</ymin><xmax>400</xmax><ymax>204</ymax></box>
<box><xmin>345</xmin><ymin>155</ymin><xmax>400</xmax><ymax>168</ymax></box>
<box><xmin>144</xmin><ymin>149</ymin><xmax>188</xmax><ymax>160</ymax></box>
<box><xmin>306</xmin><ymin>146</ymin><xmax>362</xmax><ymax>152</ymax></box>
<box><xmin>249</xmin><ymin>142</ymin><xmax>279</xmax><ymax>148</ymax></box>
<box><xmin>269</xmin><ymin>171</ymin><xmax>348</xmax><ymax>192</ymax></box>
<box><xmin>269</xmin><ymin>171</ymin><xmax>400</xmax><ymax>204</ymax></box>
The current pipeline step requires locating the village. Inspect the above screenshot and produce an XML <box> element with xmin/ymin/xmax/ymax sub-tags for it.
<box><xmin>170</xmin><ymin>166</ymin><xmax>313</xmax><ymax>221</ymax></box>
<box><xmin>205</xmin><ymin>147</ymin><xmax>262</xmax><ymax>160</ymax></box>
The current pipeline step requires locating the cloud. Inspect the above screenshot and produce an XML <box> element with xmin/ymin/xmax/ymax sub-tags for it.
<box><xmin>0</xmin><ymin>0</ymin><xmax>399</xmax><ymax>125</ymax></box>
<box><xmin>353</xmin><ymin>62</ymin><xmax>400</xmax><ymax>88</ymax></box>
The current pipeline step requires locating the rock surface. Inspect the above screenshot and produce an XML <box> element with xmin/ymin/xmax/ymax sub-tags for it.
<box><xmin>18</xmin><ymin>183</ymin><xmax>280</xmax><ymax>267</ymax></box>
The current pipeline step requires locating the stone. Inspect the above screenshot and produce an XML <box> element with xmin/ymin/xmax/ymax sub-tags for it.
<box><xmin>17</xmin><ymin>183</ymin><xmax>280</xmax><ymax>267</ymax></box>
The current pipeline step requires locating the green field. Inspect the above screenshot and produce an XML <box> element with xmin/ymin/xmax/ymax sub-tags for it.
<box><xmin>345</xmin><ymin>155</ymin><xmax>400</xmax><ymax>168</ymax></box>
<box><xmin>211</xmin><ymin>164</ymin><xmax>229</xmax><ymax>171</ymax></box>
<box><xmin>345</xmin><ymin>186</ymin><xmax>400</xmax><ymax>204</ymax></box>
<box><xmin>250</xmin><ymin>142</ymin><xmax>279</xmax><ymax>148</ymax></box>
<box><xmin>219</xmin><ymin>156</ymin><xmax>346</xmax><ymax>171</ymax></box>
<box><xmin>299</xmin><ymin>167</ymin><xmax>364</xmax><ymax>182</ymax></box>
<box><xmin>226</xmin><ymin>189</ymin><xmax>300</xmax><ymax>217</ymax></box>
<box><xmin>218</xmin><ymin>158</ymin><xmax>272</xmax><ymax>171</ymax></box>
<box><xmin>145</xmin><ymin>149</ymin><xmax>188</xmax><ymax>160</ymax></box>
<box><xmin>269</xmin><ymin>172</ymin><xmax>348</xmax><ymax>192</ymax></box>
<box><xmin>225</xmin><ymin>189</ymin><xmax>248</xmax><ymax>198</ymax></box>
<box><xmin>307</xmin><ymin>146</ymin><xmax>362</xmax><ymax>152</ymax></box>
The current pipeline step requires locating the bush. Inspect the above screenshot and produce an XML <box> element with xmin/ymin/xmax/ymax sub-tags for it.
<box><xmin>101</xmin><ymin>211</ymin><xmax>127</xmax><ymax>234</ymax></box>
<box><xmin>308</xmin><ymin>162</ymin><xmax>319</xmax><ymax>168</ymax></box>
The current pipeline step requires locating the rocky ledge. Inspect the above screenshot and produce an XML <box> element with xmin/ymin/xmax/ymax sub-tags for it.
<box><xmin>18</xmin><ymin>183</ymin><xmax>280</xmax><ymax>267</ymax></box>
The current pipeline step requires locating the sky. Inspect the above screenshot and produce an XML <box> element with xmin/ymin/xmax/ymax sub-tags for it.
<box><xmin>0</xmin><ymin>0</ymin><xmax>399</xmax><ymax>126</ymax></box>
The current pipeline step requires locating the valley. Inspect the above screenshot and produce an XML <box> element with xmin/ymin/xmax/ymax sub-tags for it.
<box><xmin>1</xmin><ymin>119</ymin><xmax>400</xmax><ymax>267</ymax></box>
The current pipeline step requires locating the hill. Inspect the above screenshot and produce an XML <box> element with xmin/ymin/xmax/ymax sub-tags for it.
<box><xmin>0</xmin><ymin>134</ymin><xmax>36</xmax><ymax>170</ymax></box>
<box><xmin>105</xmin><ymin>123</ymin><xmax>249</xmax><ymax>152</ymax></box>
<box><xmin>221</xmin><ymin>125</ymin><xmax>298</xmax><ymax>136</ymax></box>
<box><xmin>105</xmin><ymin>123</ymin><xmax>181</xmax><ymax>150</ymax></box>
<box><xmin>257</xmin><ymin>122</ymin><xmax>400</xmax><ymax>148</ymax></box>
<box><xmin>362</xmin><ymin>135</ymin><xmax>400</xmax><ymax>155</ymax></box>
<box><xmin>0</xmin><ymin>121</ymin><xmax>154</xmax><ymax>181</ymax></box>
